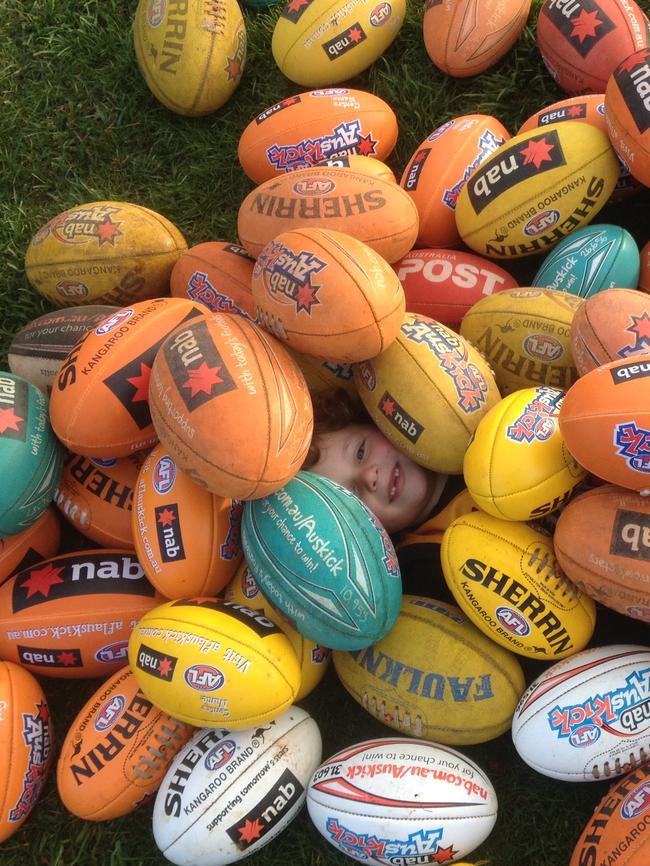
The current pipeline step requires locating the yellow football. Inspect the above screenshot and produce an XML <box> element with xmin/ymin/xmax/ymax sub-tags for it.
<box><xmin>128</xmin><ymin>597</ymin><xmax>302</xmax><ymax>728</ymax></box>
<box><xmin>441</xmin><ymin>511</ymin><xmax>596</xmax><ymax>659</ymax></box>
<box><xmin>133</xmin><ymin>0</ymin><xmax>246</xmax><ymax>116</ymax></box>
<box><xmin>353</xmin><ymin>313</ymin><xmax>501</xmax><ymax>473</ymax></box>
<box><xmin>463</xmin><ymin>387</ymin><xmax>587</xmax><ymax>521</ymax></box>
<box><xmin>24</xmin><ymin>201</ymin><xmax>187</xmax><ymax>307</ymax></box>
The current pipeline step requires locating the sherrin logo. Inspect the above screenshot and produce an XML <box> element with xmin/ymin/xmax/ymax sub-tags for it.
<box><xmin>184</xmin><ymin>664</ymin><xmax>225</xmax><ymax>692</ymax></box>
<box><xmin>94</xmin><ymin>694</ymin><xmax>126</xmax><ymax>732</ymax></box>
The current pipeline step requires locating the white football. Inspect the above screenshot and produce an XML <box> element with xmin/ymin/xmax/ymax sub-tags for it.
<box><xmin>307</xmin><ymin>738</ymin><xmax>497</xmax><ymax>863</ymax></box>
<box><xmin>512</xmin><ymin>644</ymin><xmax>650</xmax><ymax>782</ymax></box>
<box><xmin>153</xmin><ymin>706</ymin><xmax>322</xmax><ymax>866</ymax></box>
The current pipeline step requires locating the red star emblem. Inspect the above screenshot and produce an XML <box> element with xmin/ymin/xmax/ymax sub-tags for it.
<box><xmin>567</xmin><ymin>105</ymin><xmax>585</xmax><ymax>118</ymax></box>
<box><xmin>158</xmin><ymin>657</ymin><xmax>174</xmax><ymax>678</ymax></box>
<box><xmin>431</xmin><ymin>844</ymin><xmax>456</xmax><ymax>863</ymax></box>
<box><xmin>182</xmin><ymin>362</ymin><xmax>225</xmax><ymax>397</ymax></box>
<box><xmin>157</xmin><ymin>507</ymin><xmax>177</xmax><ymax>527</ymax></box>
<box><xmin>381</xmin><ymin>396</ymin><xmax>395</xmax><ymax>416</ymax></box>
<box><xmin>348</xmin><ymin>26</ymin><xmax>363</xmax><ymax>42</ymax></box>
<box><xmin>520</xmin><ymin>136</ymin><xmax>556</xmax><ymax>169</ymax></box>
<box><xmin>626</xmin><ymin>312</ymin><xmax>650</xmax><ymax>343</ymax></box>
<box><xmin>225</xmin><ymin>55</ymin><xmax>242</xmax><ymax>81</ymax></box>
<box><xmin>36</xmin><ymin>702</ymin><xmax>50</xmax><ymax>723</ymax></box>
<box><xmin>284</xmin><ymin>96</ymin><xmax>300</xmax><ymax>106</ymax></box>
<box><xmin>57</xmin><ymin>651</ymin><xmax>79</xmax><ymax>667</ymax></box>
<box><xmin>356</xmin><ymin>133</ymin><xmax>377</xmax><ymax>157</ymax></box>
<box><xmin>127</xmin><ymin>362</ymin><xmax>152</xmax><ymax>402</ymax></box>
<box><xmin>95</xmin><ymin>215</ymin><xmax>121</xmax><ymax>245</ymax></box>
<box><xmin>294</xmin><ymin>282</ymin><xmax>319</xmax><ymax>313</ymax></box>
<box><xmin>413</xmin><ymin>149</ymin><xmax>429</xmax><ymax>164</ymax></box>
<box><xmin>238</xmin><ymin>818</ymin><xmax>264</xmax><ymax>843</ymax></box>
<box><xmin>287</xmin><ymin>0</ymin><xmax>308</xmax><ymax>11</ymax></box>
<box><xmin>20</xmin><ymin>564</ymin><xmax>66</xmax><ymax>599</ymax></box>
<box><xmin>619</xmin><ymin>50</ymin><xmax>650</xmax><ymax>74</ymax></box>
<box><xmin>570</xmin><ymin>9</ymin><xmax>603</xmax><ymax>42</ymax></box>
<box><xmin>0</xmin><ymin>406</ymin><xmax>23</xmax><ymax>434</ymax></box>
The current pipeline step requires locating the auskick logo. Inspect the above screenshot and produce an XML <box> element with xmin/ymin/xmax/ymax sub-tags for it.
<box><xmin>255</xmin><ymin>240</ymin><xmax>325</xmax><ymax>314</ymax></box>
<box><xmin>442</xmin><ymin>129</ymin><xmax>505</xmax><ymax>209</ymax></box>
<box><xmin>280</xmin><ymin>0</ymin><xmax>316</xmax><ymax>23</ymax></box>
<box><xmin>401</xmin><ymin>319</ymin><xmax>490</xmax><ymax>413</ymax></box>
<box><xmin>467</xmin><ymin>129</ymin><xmax>567</xmax><ymax>215</ymax></box>
<box><xmin>162</xmin><ymin>319</ymin><xmax>237</xmax><ymax>412</ymax></box>
<box><xmin>226</xmin><ymin>769</ymin><xmax>304</xmax><ymax>849</ymax></box>
<box><xmin>34</xmin><ymin>204</ymin><xmax>123</xmax><ymax>246</ymax></box>
<box><xmin>542</xmin><ymin>0</ymin><xmax>615</xmax><ymax>58</ymax></box>
<box><xmin>325</xmin><ymin>819</ymin><xmax>453</xmax><ymax>864</ymax></box>
<box><xmin>155</xmin><ymin>503</ymin><xmax>186</xmax><ymax>563</ymax></box>
<box><xmin>614</xmin><ymin>422</ymin><xmax>650</xmax><ymax>474</ymax></box>
<box><xmin>18</xmin><ymin>645</ymin><xmax>83</xmax><ymax>669</ymax></box>
<box><xmin>506</xmin><ymin>388</ymin><xmax>563</xmax><ymax>443</ymax></box>
<box><xmin>378</xmin><ymin>391</ymin><xmax>424</xmax><ymax>443</ymax></box>
<box><xmin>8</xmin><ymin>701</ymin><xmax>51</xmax><ymax>822</ymax></box>
<box><xmin>266</xmin><ymin>120</ymin><xmax>378</xmax><ymax>172</ymax></box>
<box><xmin>323</xmin><ymin>23</ymin><xmax>367</xmax><ymax>60</ymax></box>
<box><xmin>136</xmin><ymin>643</ymin><xmax>178</xmax><ymax>681</ymax></box>
<box><xmin>224</xmin><ymin>23</ymin><xmax>246</xmax><ymax>82</ymax></box>
<box><xmin>186</xmin><ymin>271</ymin><xmax>250</xmax><ymax>319</ymax></box>
<box><xmin>617</xmin><ymin>316</ymin><xmax>650</xmax><ymax>359</ymax></box>
<box><xmin>0</xmin><ymin>375</ymin><xmax>28</xmax><ymax>442</ymax></box>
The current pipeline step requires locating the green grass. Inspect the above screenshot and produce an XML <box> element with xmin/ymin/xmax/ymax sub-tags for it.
<box><xmin>1</xmin><ymin>1</ymin><xmax>650</xmax><ymax>865</ymax></box>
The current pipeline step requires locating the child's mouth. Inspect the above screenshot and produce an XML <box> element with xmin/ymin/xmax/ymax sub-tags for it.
<box><xmin>388</xmin><ymin>463</ymin><xmax>401</xmax><ymax>502</ymax></box>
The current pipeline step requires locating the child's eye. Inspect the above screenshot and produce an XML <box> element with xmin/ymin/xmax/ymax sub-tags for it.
<box><xmin>355</xmin><ymin>441</ymin><xmax>366</xmax><ymax>461</ymax></box>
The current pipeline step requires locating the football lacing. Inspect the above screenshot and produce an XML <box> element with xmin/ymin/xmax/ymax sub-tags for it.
<box><xmin>205</xmin><ymin>0</ymin><xmax>227</xmax><ymax>35</ymax></box>
<box><xmin>131</xmin><ymin>722</ymin><xmax>188</xmax><ymax>781</ymax></box>
<box><xmin>362</xmin><ymin>693</ymin><xmax>423</xmax><ymax>737</ymax></box>
<box><xmin>527</xmin><ymin>546</ymin><xmax>576</xmax><ymax>600</ymax></box>
<box><xmin>591</xmin><ymin>746</ymin><xmax>648</xmax><ymax>780</ymax></box>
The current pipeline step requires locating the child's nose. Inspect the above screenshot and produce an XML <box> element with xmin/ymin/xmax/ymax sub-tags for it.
<box><xmin>361</xmin><ymin>464</ymin><xmax>378</xmax><ymax>492</ymax></box>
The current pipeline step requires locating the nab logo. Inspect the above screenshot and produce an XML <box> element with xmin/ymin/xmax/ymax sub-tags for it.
<box><xmin>323</xmin><ymin>23</ymin><xmax>367</xmax><ymax>60</ymax></box>
<box><xmin>205</xmin><ymin>739</ymin><xmax>237</xmax><ymax>770</ymax></box>
<box><xmin>163</xmin><ymin>320</ymin><xmax>237</xmax><ymax>413</ymax></box>
<box><xmin>569</xmin><ymin>724</ymin><xmax>600</xmax><ymax>748</ymax></box>
<box><xmin>94</xmin><ymin>695</ymin><xmax>126</xmax><ymax>732</ymax></box>
<box><xmin>95</xmin><ymin>641</ymin><xmax>129</xmax><ymax>664</ymax></box>
<box><xmin>622</xmin><ymin>781</ymin><xmax>650</xmax><ymax>819</ymax></box>
<box><xmin>542</xmin><ymin>0</ymin><xmax>616</xmax><ymax>58</ymax></box>
<box><xmin>184</xmin><ymin>664</ymin><xmax>225</xmax><ymax>692</ymax></box>
<box><xmin>378</xmin><ymin>391</ymin><xmax>424</xmax><ymax>443</ymax></box>
<box><xmin>496</xmin><ymin>606</ymin><xmax>531</xmax><ymax>636</ymax></box>
<box><xmin>136</xmin><ymin>644</ymin><xmax>177</xmax><ymax>681</ymax></box>
<box><xmin>226</xmin><ymin>769</ymin><xmax>304</xmax><ymax>849</ymax></box>
<box><xmin>614</xmin><ymin>52</ymin><xmax>650</xmax><ymax>135</ymax></box>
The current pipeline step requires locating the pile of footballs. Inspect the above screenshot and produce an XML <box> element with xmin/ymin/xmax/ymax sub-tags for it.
<box><xmin>1</xmin><ymin>1</ymin><xmax>650</xmax><ymax>865</ymax></box>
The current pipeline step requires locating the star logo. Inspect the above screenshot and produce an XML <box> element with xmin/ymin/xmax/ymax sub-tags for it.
<box><xmin>570</xmin><ymin>9</ymin><xmax>603</xmax><ymax>43</ymax></box>
<box><xmin>348</xmin><ymin>25</ymin><xmax>363</xmax><ymax>42</ymax></box>
<box><xmin>237</xmin><ymin>818</ymin><xmax>264</xmax><ymax>844</ymax></box>
<box><xmin>0</xmin><ymin>406</ymin><xmax>23</xmax><ymax>434</ymax></box>
<box><xmin>95</xmin><ymin>215</ymin><xmax>122</xmax><ymax>245</ymax></box>
<box><xmin>19</xmin><ymin>564</ymin><xmax>66</xmax><ymax>599</ymax></box>
<box><xmin>126</xmin><ymin>362</ymin><xmax>152</xmax><ymax>402</ymax></box>
<box><xmin>157</xmin><ymin>657</ymin><xmax>174</xmax><ymax>678</ymax></box>
<box><xmin>520</xmin><ymin>136</ymin><xmax>556</xmax><ymax>169</ymax></box>
<box><xmin>157</xmin><ymin>507</ymin><xmax>177</xmax><ymax>527</ymax></box>
<box><xmin>36</xmin><ymin>702</ymin><xmax>50</xmax><ymax>723</ymax></box>
<box><xmin>287</xmin><ymin>0</ymin><xmax>309</xmax><ymax>12</ymax></box>
<box><xmin>57</xmin><ymin>650</ymin><xmax>80</xmax><ymax>667</ymax></box>
<box><xmin>626</xmin><ymin>312</ymin><xmax>650</xmax><ymax>344</ymax></box>
<box><xmin>431</xmin><ymin>844</ymin><xmax>456</xmax><ymax>863</ymax></box>
<box><xmin>182</xmin><ymin>362</ymin><xmax>225</xmax><ymax>397</ymax></box>
<box><xmin>381</xmin><ymin>396</ymin><xmax>395</xmax><ymax>416</ymax></box>
<box><xmin>225</xmin><ymin>55</ymin><xmax>242</xmax><ymax>81</ymax></box>
<box><xmin>567</xmin><ymin>104</ymin><xmax>585</xmax><ymax>118</ymax></box>
<box><xmin>356</xmin><ymin>132</ymin><xmax>377</xmax><ymax>157</ymax></box>
<box><xmin>294</xmin><ymin>281</ymin><xmax>320</xmax><ymax>313</ymax></box>
<box><xmin>619</xmin><ymin>50</ymin><xmax>650</xmax><ymax>74</ymax></box>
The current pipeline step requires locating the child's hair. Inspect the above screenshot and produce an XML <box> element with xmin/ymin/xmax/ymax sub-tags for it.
<box><xmin>303</xmin><ymin>388</ymin><xmax>371</xmax><ymax>467</ymax></box>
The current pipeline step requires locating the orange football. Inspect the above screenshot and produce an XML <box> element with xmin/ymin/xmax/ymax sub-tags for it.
<box><xmin>237</xmin><ymin>166</ymin><xmax>419</xmax><ymax>263</ymax></box>
<box><xmin>57</xmin><ymin>666</ymin><xmax>193</xmax><ymax>820</ymax></box>
<box><xmin>559</xmin><ymin>354</ymin><xmax>650</xmax><ymax>492</ymax></box>
<box><xmin>49</xmin><ymin>298</ymin><xmax>206</xmax><ymax>458</ymax></box>
<box><xmin>170</xmin><ymin>241</ymin><xmax>256</xmax><ymax>318</ymax></box>
<box><xmin>252</xmin><ymin>227</ymin><xmax>405</xmax><ymax>362</ymax></box>
<box><xmin>605</xmin><ymin>48</ymin><xmax>650</xmax><ymax>188</ymax></box>
<box><xmin>641</xmin><ymin>239</ymin><xmax>650</xmax><ymax>293</ymax></box>
<box><xmin>320</xmin><ymin>154</ymin><xmax>397</xmax><ymax>184</ymax></box>
<box><xmin>400</xmin><ymin>115</ymin><xmax>510</xmax><ymax>248</ymax></box>
<box><xmin>0</xmin><ymin>550</ymin><xmax>163</xmax><ymax>678</ymax></box>
<box><xmin>238</xmin><ymin>87</ymin><xmax>398</xmax><ymax>184</ymax></box>
<box><xmin>133</xmin><ymin>446</ymin><xmax>243</xmax><ymax>598</ymax></box>
<box><xmin>0</xmin><ymin>506</ymin><xmax>60</xmax><ymax>585</ymax></box>
<box><xmin>570</xmin><ymin>288</ymin><xmax>650</xmax><ymax>376</ymax></box>
<box><xmin>149</xmin><ymin>313</ymin><xmax>314</xmax><ymax>499</ymax></box>
<box><xmin>0</xmin><ymin>661</ymin><xmax>53</xmax><ymax>842</ymax></box>
<box><xmin>54</xmin><ymin>451</ymin><xmax>145</xmax><ymax>548</ymax></box>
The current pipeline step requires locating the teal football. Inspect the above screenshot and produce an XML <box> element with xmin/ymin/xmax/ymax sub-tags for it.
<box><xmin>241</xmin><ymin>471</ymin><xmax>402</xmax><ymax>650</ymax></box>
<box><xmin>0</xmin><ymin>373</ymin><xmax>63</xmax><ymax>538</ymax></box>
<box><xmin>532</xmin><ymin>224</ymin><xmax>640</xmax><ymax>298</ymax></box>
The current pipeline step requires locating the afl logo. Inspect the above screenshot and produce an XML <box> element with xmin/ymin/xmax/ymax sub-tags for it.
<box><xmin>622</xmin><ymin>781</ymin><xmax>650</xmax><ymax>819</ymax></box>
<box><xmin>95</xmin><ymin>641</ymin><xmax>129</xmax><ymax>664</ymax></box>
<box><xmin>569</xmin><ymin>724</ymin><xmax>600</xmax><ymax>748</ymax></box>
<box><xmin>356</xmin><ymin>361</ymin><xmax>376</xmax><ymax>392</ymax></box>
<box><xmin>147</xmin><ymin>0</ymin><xmax>166</xmax><ymax>27</ymax></box>
<box><xmin>495</xmin><ymin>606</ymin><xmax>531</xmax><ymax>637</ymax></box>
<box><xmin>94</xmin><ymin>695</ymin><xmax>126</xmax><ymax>732</ymax></box>
<box><xmin>95</xmin><ymin>308</ymin><xmax>134</xmax><ymax>335</ymax></box>
<box><xmin>292</xmin><ymin>178</ymin><xmax>336</xmax><ymax>197</ymax></box>
<box><xmin>523</xmin><ymin>334</ymin><xmax>563</xmax><ymax>363</ymax></box>
<box><xmin>241</xmin><ymin>566</ymin><xmax>260</xmax><ymax>600</ymax></box>
<box><xmin>184</xmin><ymin>664</ymin><xmax>225</xmax><ymax>692</ymax></box>
<box><xmin>56</xmin><ymin>279</ymin><xmax>88</xmax><ymax>298</ymax></box>
<box><xmin>205</xmin><ymin>739</ymin><xmax>237</xmax><ymax>770</ymax></box>
<box><xmin>310</xmin><ymin>88</ymin><xmax>349</xmax><ymax>97</ymax></box>
<box><xmin>91</xmin><ymin>457</ymin><xmax>118</xmax><ymax>468</ymax></box>
<box><xmin>370</xmin><ymin>2</ymin><xmax>391</xmax><ymax>25</ymax></box>
<box><xmin>153</xmin><ymin>455</ymin><xmax>176</xmax><ymax>494</ymax></box>
<box><xmin>427</xmin><ymin>120</ymin><xmax>454</xmax><ymax>143</ymax></box>
<box><xmin>523</xmin><ymin>210</ymin><xmax>560</xmax><ymax>237</ymax></box>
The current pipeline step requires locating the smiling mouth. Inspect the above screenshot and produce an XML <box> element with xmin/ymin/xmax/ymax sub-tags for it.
<box><xmin>389</xmin><ymin>463</ymin><xmax>401</xmax><ymax>502</ymax></box>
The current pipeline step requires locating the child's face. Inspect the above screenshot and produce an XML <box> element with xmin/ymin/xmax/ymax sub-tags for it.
<box><xmin>308</xmin><ymin>423</ymin><xmax>444</xmax><ymax>533</ymax></box>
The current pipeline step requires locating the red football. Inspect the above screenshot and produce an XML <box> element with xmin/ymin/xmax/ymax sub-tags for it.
<box><xmin>169</xmin><ymin>241</ymin><xmax>256</xmax><ymax>319</ymax></box>
<box><xmin>570</xmin><ymin>287</ymin><xmax>650</xmax><ymax>375</ymax></box>
<box><xmin>536</xmin><ymin>0</ymin><xmax>650</xmax><ymax>95</ymax></box>
<box><xmin>605</xmin><ymin>48</ymin><xmax>650</xmax><ymax>188</ymax></box>
<box><xmin>0</xmin><ymin>550</ymin><xmax>163</xmax><ymax>678</ymax></box>
<box><xmin>393</xmin><ymin>248</ymin><xmax>518</xmax><ymax>329</ymax></box>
